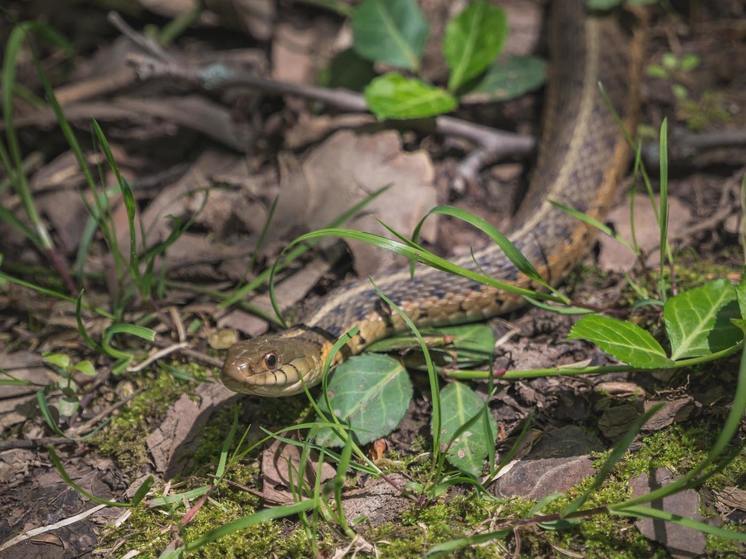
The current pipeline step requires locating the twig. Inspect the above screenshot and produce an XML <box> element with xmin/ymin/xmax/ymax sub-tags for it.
<box><xmin>127</xmin><ymin>341</ymin><xmax>189</xmax><ymax>372</ymax></box>
<box><xmin>0</xmin><ymin>504</ymin><xmax>107</xmax><ymax>552</ymax></box>
<box><xmin>109</xmin><ymin>12</ymin><xmax>534</xmax><ymax>175</ymax></box>
<box><xmin>643</xmin><ymin>128</ymin><xmax>746</xmax><ymax>167</ymax></box>
<box><xmin>153</xmin><ymin>338</ymin><xmax>223</xmax><ymax>367</ymax></box>
<box><xmin>128</xmin><ymin>53</ymin><xmax>535</xmax><ymax>160</ymax></box>
<box><xmin>66</xmin><ymin>390</ymin><xmax>142</xmax><ymax>437</ymax></box>
<box><xmin>0</xmin><ymin>436</ymin><xmax>80</xmax><ymax>451</ymax></box>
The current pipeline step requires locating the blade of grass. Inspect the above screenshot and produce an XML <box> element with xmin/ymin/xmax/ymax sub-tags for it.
<box><xmin>657</xmin><ymin>117</ymin><xmax>671</xmax><ymax>300</ymax></box>
<box><xmin>613</xmin><ymin>335</ymin><xmax>746</xmax><ymax>509</ymax></box>
<box><xmin>369</xmin><ymin>281</ymin><xmax>443</xmax><ymax>469</ymax></box>
<box><xmin>411</xmin><ymin>205</ymin><xmax>564</xmax><ymax>299</ymax></box>
<box><xmin>334</xmin><ymin>433</ymin><xmax>354</xmax><ymax>535</ymax></box>
<box><xmin>269</xmin><ymin>227</ymin><xmax>560</xmax><ymax>327</ymax></box>
<box><xmin>611</xmin><ymin>505</ymin><xmax>746</xmax><ymax>542</ymax></box>
<box><xmin>181</xmin><ymin>499</ymin><xmax>319</xmax><ymax>552</ymax></box>
<box><xmin>215</xmin><ymin>405</ymin><xmax>239</xmax><ymax>482</ymax></box>
<box><xmin>220</xmin><ymin>184</ymin><xmax>391</xmax><ymax>309</ymax></box>
<box><xmin>549</xmin><ymin>200</ymin><xmax>637</xmax><ymax>254</ymax></box>
<box><xmin>36</xmin><ymin>390</ymin><xmax>67</xmax><ymax>437</ymax></box>
<box><xmin>91</xmin><ymin>120</ymin><xmax>141</xmax><ymax>288</ymax></box>
<box><xmin>101</xmin><ymin>323</ymin><xmax>157</xmax><ymax>373</ymax></box>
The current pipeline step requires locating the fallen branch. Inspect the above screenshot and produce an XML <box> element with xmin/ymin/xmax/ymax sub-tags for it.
<box><xmin>109</xmin><ymin>12</ymin><xmax>535</xmax><ymax>181</ymax></box>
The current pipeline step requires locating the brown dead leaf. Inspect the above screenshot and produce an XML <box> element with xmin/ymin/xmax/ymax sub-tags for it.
<box><xmin>642</xmin><ymin>397</ymin><xmax>695</xmax><ymax>432</ymax></box>
<box><xmin>341</xmin><ymin>473</ymin><xmax>410</xmax><ymax>528</ymax></box>
<box><xmin>146</xmin><ymin>382</ymin><xmax>237</xmax><ymax>478</ymax></box>
<box><xmin>261</xmin><ymin>439</ymin><xmax>335</xmax><ymax>504</ymax></box>
<box><xmin>714</xmin><ymin>486</ymin><xmax>746</xmax><ymax>516</ymax></box>
<box><xmin>0</xmin><ymin>351</ymin><xmax>50</xmax><ymax>399</ymax></box>
<box><xmin>217</xmin><ymin>255</ymin><xmax>332</xmax><ymax>337</ymax></box>
<box><xmin>599</xmin><ymin>194</ymin><xmax>692</xmax><ymax>272</ymax></box>
<box><xmin>275</xmin><ymin>130</ymin><xmax>437</xmax><ymax>276</ymax></box>
<box><xmin>370</xmin><ymin>439</ymin><xmax>387</xmax><ymax>463</ymax></box>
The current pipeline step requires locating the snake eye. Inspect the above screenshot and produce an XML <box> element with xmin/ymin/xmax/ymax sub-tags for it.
<box><xmin>263</xmin><ymin>352</ymin><xmax>279</xmax><ymax>370</ymax></box>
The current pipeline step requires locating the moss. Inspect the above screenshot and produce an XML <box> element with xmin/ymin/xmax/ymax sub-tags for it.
<box><xmin>368</xmin><ymin>494</ymin><xmax>516</xmax><ymax>558</ymax></box>
<box><xmin>102</xmin><ymin>484</ymin><xmax>321</xmax><ymax>558</ymax></box>
<box><xmin>96</xmin><ymin>368</ymin><xmax>189</xmax><ymax>471</ymax></box>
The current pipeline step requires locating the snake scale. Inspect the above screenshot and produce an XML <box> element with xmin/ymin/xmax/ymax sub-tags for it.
<box><xmin>222</xmin><ymin>1</ymin><xmax>645</xmax><ymax>397</ymax></box>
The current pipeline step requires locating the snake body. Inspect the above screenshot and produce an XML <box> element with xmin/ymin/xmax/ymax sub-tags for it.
<box><xmin>222</xmin><ymin>1</ymin><xmax>644</xmax><ymax>397</ymax></box>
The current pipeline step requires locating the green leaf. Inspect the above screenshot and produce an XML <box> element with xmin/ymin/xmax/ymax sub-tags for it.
<box><xmin>352</xmin><ymin>0</ymin><xmax>428</xmax><ymax>70</ymax></box>
<box><xmin>737</xmin><ymin>281</ymin><xmax>746</xmax><ymax>318</ymax></box>
<box><xmin>586</xmin><ymin>0</ymin><xmax>623</xmax><ymax>9</ymax></box>
<box><xmin>664</xmin><ymin>280</ymin><xmax>742</xmax><ymax>361</ymax></box>
<box><xmin>364</xmin><ymin>73</ymin><xmax>457</xmax><ymax>119</ymax></box>
<box><xmin>56</xmin><ymin>395</ymin><xmax>80</xmax><ymax>417</ymax></box>
<box><xmin>43</xmin><ymin>352</ymin><xmax>70</xmax><ymax>370</ymax></box>
<box><xmin>72</xmin><ymin>359</ymin><xmax>96</xmax><ymax>376</ymax></box>
<box><xmin>436</xmin><ymin>381</ymin><xmax>497</xmax><ymax>476</ymax></box>
<box><xmin>320</xmin><ymin>48</ymin><xmax>375</xmax><ymax>91</ymax></box>
<box><xmin>568</xmin><ymin>314</ymin><xmax>674</xmax><ymax>368</ymax></box>
<box><xmin>463</xmin><ymin>55</ymin><xmax>546</xmax><ymax>102</ymax></box>
<box><xmin>444</xmin><ymin>0</ymin><xmax>507</xmax><ymax>91</ymax></box>
<box><xmin>646</xmin><ymin>64</ymin><xmax>668</xmax><ymax>79</ymax></box>
<box><xmin>316</xmin><ymin>354</ymin><xmax>413</xmax><ymax>447</ymax></box>
<box><xmin>679</xmin><ymin>53</ymin><xmax>700</xmax><ymax>72</ymax></box>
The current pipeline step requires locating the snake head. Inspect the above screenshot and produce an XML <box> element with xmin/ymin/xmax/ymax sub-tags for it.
<box><xmin>221</xmin><ymin>329</ymin><xmax>325</xmax><ymax>397</ymax></box>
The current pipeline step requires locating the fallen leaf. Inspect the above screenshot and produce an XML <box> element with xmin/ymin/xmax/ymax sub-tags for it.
<box><xmin>714</xmin><ymin>486</ymin><xmax>746</xmax><ymax>516</ymax></box>
<box><xmin>261</xmin><ymin>439</ymin><xmax>335</xmax><ymax>504</ymax></box>
<box><xmin>599</xmin><ymin>194</ymin><xmax>692</xmax><ymax>272</ymax></box>
<box><xmin>146</xmin><ymin>382</ymin><xmax>237</xmax><ymax>478</ymax></box>
<box><xmin>642</xmin><ymin>397</ymin><xmax>695</xmax><ymax>432</ymax></box>
<box><xmin>492</xmin><ymin>425</ymin><xmax>602</xmax><ymax>500</ymax></box>
<box><xmin>341</xmin><ymin>473</ymin><xmax>409</xmax><ymax>527</ymax></box>
<box><xmin>275</xmin><ymin>130</ymin><xmax>437</xmax><ymax>276</ymax></box>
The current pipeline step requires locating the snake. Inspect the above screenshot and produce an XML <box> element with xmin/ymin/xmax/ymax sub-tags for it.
<box><xmin>221</xmin><ymin>1</ymin><xmax>645</xmax><ymax>397</ymax></box>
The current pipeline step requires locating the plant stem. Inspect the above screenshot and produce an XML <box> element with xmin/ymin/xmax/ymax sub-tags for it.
<box><xmin>446</xmin><ymin>341</ymin><xmax>743</xmax><ymax>381</ymax></box>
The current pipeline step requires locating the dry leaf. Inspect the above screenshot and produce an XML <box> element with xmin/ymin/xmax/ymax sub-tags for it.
<box><xmin>599</xmin><ymin>194</ymin><xmax>692</xmax><ymax>272</ymax></box>
<box><xmin>261</xmin><ymin>439</ymin><xmax>335</xmax><ymax>504</ymax></box>
<box><xmin>275</xmin><ymin>130</ymin><xmax>438</xmax><ymax>276</ymax></box>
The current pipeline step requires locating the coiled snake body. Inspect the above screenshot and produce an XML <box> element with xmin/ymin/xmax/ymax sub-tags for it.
<box><xmin>222</xmin><ymin>1</ymin><xmax>644</xmax><ymax>397</ymax></box>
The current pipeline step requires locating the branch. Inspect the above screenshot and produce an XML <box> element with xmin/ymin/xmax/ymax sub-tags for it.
<box><xmin>109</xmin><ymin>11</ymin><xmax>535</xmax><ymax>179</ymax></box>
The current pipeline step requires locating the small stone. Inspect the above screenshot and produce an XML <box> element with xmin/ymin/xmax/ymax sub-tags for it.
<box><xmin>630</xmin><ymin>468</ymin><xmax>706</xmax><ymax>559</ymax></box>
<box><xmin>493</xmin><ymin>425</ymin><xmax>603</xmax><ymax>499</ymax></box>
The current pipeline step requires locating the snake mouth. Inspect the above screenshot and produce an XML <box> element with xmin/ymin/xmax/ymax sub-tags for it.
<box><xmin>221</xmin><ymin>350</ymin><xmax>307</xmax><ymax>397</ymax></box>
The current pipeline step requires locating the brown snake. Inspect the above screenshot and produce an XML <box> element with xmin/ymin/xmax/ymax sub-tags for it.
<box><xmin>222</xmin><ymin>1</ymin><xmax>645</xmax><ymax>397</ymax></box>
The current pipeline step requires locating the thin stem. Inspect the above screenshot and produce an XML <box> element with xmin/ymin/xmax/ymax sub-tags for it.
<box><xmin>446</xmin><ymin>341</ymin><xmax>743</xmax><ymax>381</ymax></box>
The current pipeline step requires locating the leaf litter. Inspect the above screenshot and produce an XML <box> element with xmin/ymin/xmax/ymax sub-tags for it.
<box><xmin>0</xmin><ymin>0</ymin><xmax>744</xmax><ymax>557</ymax></box>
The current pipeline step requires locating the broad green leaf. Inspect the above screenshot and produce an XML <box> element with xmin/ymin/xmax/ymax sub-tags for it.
<box><xmin>320</xmin><ymin>48</ymin><xmax>375</xmax><ymax>91</ymax></box>
<box><xmin>351</xmin><ymin>0</ymin><xmax>428</xmax><ymax>70</ymax></box>
<box><xmin>463</xmin><ymin>55</ymin><xmax>546</xmax><ymax>102</ymax></box>
<box><xmin>435</xmin><ymin>381</ymin><xmax>497</xmax><ymax>476</ymax></box>
<box><xmin>43</xmin><ymin>352</ymin><xmax>70</xmax><ymax>370</ymax></box>
<box><xmin>72</xmin><ymin>359</ymin><xmax>96</xmax><ymax>376</ymax></box>
<box><xmin>664</xmin><ymin>280</ymin><xmax>741</xmax><ymax>360</ymax></box>
<box><xmin>737</xmin><ymin>280</ymin><xmax>746</xmax><ymax>318</ymax></box>
<box><xmin>568</xmin><ymin>314</ymin><xmax>674</xmax><ymax>368</ymax></box>
<box><xmin>444</xmin><ymin>0</ymin><xmax>507</xmax><ymax>91</ymax></box>
<box><xmin>364</xmin><ymin>73</ymin><xmax>457</xmax><ymax>120</ymax></box>
<box><xmin>56</xmin><ymin>395</ymin><xmax>80</xmax><ymax>417</ymax></box>
<box><xmin>316</xmin><ymin>354</ymin><xmax>413</xmax><ymax>447</ymax></box>
<box><xmin>586</xmin><ymin>0</ymin><xmax>623</xmax><ymax>9</ymax></box>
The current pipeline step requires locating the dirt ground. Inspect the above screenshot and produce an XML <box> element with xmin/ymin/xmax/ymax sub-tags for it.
<box><xmin>1</xmin><ymin>1</ymin><xmax>745</xmax><ymax>557</ymax></box>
